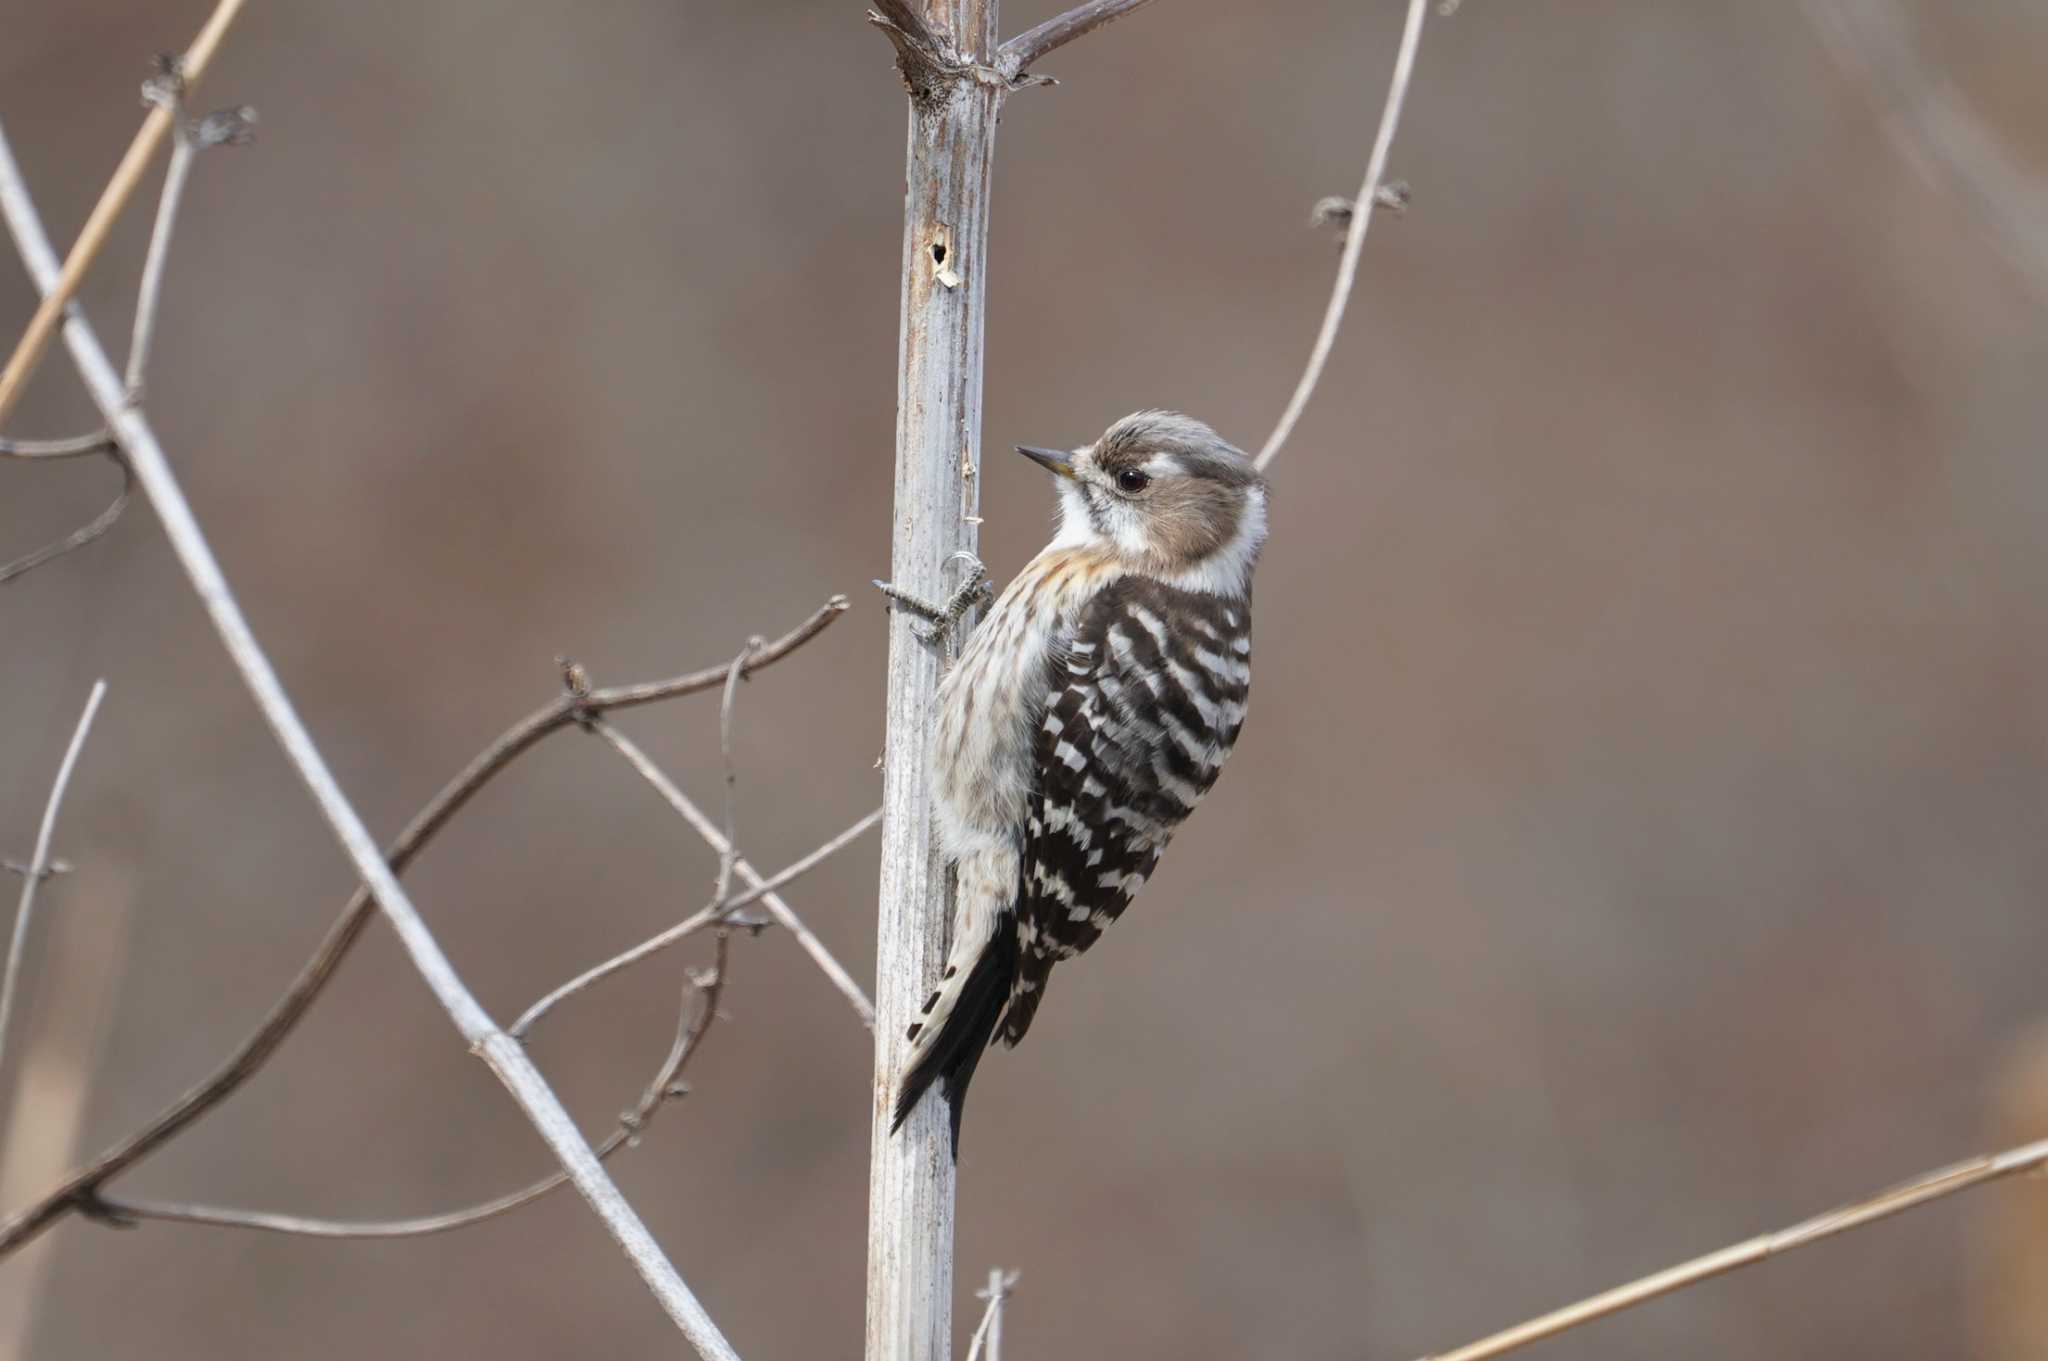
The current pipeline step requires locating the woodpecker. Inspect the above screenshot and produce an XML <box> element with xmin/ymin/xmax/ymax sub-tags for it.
<box><xmin>886</xmin><ymin>410</ymin><xmax>1268</xmax><ymax>1151</ymax></box>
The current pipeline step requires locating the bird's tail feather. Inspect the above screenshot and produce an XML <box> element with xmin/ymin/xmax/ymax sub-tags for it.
<box><xmin>891</xmin><ymin>909</ymin><xmax>1017</xmax><ymax>1154</ymax></box>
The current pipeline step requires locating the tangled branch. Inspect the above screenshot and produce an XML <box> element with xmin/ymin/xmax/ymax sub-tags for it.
<box><xmin>0</xmin><ymin>596</ymin><xmax>846</xmax><ymax>1259</ymax></box>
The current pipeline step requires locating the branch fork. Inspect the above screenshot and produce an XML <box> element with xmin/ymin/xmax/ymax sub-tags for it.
<box><xmin>867</xmin><ymin>3</ymin><xmax>1060</xmax><ymax>102</ymax></box>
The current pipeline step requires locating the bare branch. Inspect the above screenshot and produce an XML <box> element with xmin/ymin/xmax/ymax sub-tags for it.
<box><xmin>89</xmin><ymin>1172</ymin><xmax>576</xmax><ymax>1239</ymax></box>
<box><xmin>1</xmin><ymin>80</ymin><xmax>249</xmax><ymax>583</ymax></box>
<box><xmin>123</xmin><ymin>79</ymin><xmax>255</xmax><ymax>404</ymax></box>
<box><xmin>1416</xmin><ymin>1135</ymin><xmax>2048</xmax><ymax>1361</ymax></box>
<box><xmin>0</xmin><ymin>601</ymin><xmax>839</xmax><ymax>1260</ymax></box>
<box><xmin>94</xmin><ymin>935</ymin><xmax>735</xmax><ymax>1241</ymax></box>
<box><xmin>964</xmin><ymin>1269</ymin><xmax>1019</xmax><ymax>1361</ymax></box>
<box><xmin>510</xmin><ymin>797</ymin><xmax>879</xmax><ymax>1039</ymax></box>
<box><xmin>0</xmin><ymin>0</ymin><xmax>249</xmax><ymax>429</ymax></box>
<box><xmin>545</xmin><ymin>717</ymin><xmax>879</xmax><ymax>1032</ymax></box>
<box><xmin>710</xmin><ymin>644</ymin><xmax>753</xmax><ymax>909</ymax></box>
<box><xmin>123</xmin><ymin>89</ymin><xmax>196</xmax><ymax>401</ymax></box>
<box><xmin>998</xmin><ymin>0</ymin><xmax>1159</xmax><ymax>77</ymax></box>
<box><xmin>0</xmin><ymin>433</ymin><xmax>113</xmax><ymax>459</ymax></box>
<box><xmin>0</xmin><ymin>596</ymin><xmax>843</xmax><ymax>1260</ymax></box>
<box><xmin>0</xmin><ymin>405</ymin><xmax>128</xmax><ymax>591</ymax></box>
<box><xmin>1254</xmin><ymin>0</ymin><xmax>1428</xmax><ymax>473</ymax></box>
<box><xmin>0</xmin><ymin>682</ymin><xmax>108</xmax><ymax>1079</ymax></box>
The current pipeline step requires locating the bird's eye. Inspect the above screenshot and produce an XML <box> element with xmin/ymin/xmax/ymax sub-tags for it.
<box><xmin>1115</xmin><ymin>468</ymin><xmax>1151</xmax><ymax>494</ymax></box>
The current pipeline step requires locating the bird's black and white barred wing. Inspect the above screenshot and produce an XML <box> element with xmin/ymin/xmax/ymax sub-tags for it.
<box><xmin>1002</xmin><ymin>576</ymin><xmax>1251</xmax><ymax>1045</ymax></box>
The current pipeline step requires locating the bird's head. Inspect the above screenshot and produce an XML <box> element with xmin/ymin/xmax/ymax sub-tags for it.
<box><xmin>1017</xmin><ymin>410</ymin><xmax>1268</xmax><ymax>597</ymax></box>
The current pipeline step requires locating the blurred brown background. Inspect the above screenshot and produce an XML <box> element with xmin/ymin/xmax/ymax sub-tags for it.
<box><xmin>5</xmin><ymin>2</ymin><xmax>2048</xmax><ymax>1357</ymax></box>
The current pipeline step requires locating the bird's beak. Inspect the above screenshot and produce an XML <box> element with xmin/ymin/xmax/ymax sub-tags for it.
<box><xmin>1016</xmin><ymin>445</ymin><xmax>1078</xmax><ymax>480</ymax></box>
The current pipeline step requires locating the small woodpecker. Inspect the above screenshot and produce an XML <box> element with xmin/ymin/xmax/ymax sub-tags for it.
<box><xmin>885</xmin><ymin>411</ymin><xmax>1268</xmax><ymax>1151</ymax></box>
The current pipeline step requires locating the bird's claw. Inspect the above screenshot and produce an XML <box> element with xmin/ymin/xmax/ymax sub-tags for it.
<box><xmin>874</xmin><ymin>556</ymin><xmax>992</xmax><ymax>653</ymax></box>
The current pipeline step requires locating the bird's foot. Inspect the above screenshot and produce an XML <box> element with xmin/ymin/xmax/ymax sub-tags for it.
<box><xmin>873</xmin><ymin>554</ymin><xmax>992</xmax><ymax>652</ymax></box>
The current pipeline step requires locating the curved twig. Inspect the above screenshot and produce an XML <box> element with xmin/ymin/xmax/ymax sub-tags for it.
<box><xmin>510</xmin><ymin>797</ymin><xmax>881</xmax><ymax>1039</ymax></box>
<box><xmin>0</xmin><ymin>433</ymin><xmax>114</xmax><ymax>459</ymax></box>
<box><xmin>0</xmin><ymin>682</ymin><xmax>109</xmax><ymax>1077</ymax></box>
<box><xmin>585</xmin><ymin>718</ymin><xmax>879</xmax><ymax>1027</ymax></box>
<box><xmin>1254</xmin><ymin>0</ymin><xmax>1428</xmax><ymax>473</ymax></box>
<box><xmin>709</xmin><ymin>645</ymin><xmax>752</xmax><ymax>909</ymax></box>
<box><xmin>0</xmin><ymin>0</ymin><xmax>248</xmax><ymax>428</ymax></box>
<box><xmin>0</xmin><ymin>446</ymin><xmax>132</xmax><ymax>586</ymax></box>
<box><xmin>95</xmin><ymin>934</ymin><xmax>735</xmax><ymax>1240</ymax></box>
<box><xmin>2</xmin><ymin>64</ymin><xmax>244</xmax><ymax>587</ymax></box>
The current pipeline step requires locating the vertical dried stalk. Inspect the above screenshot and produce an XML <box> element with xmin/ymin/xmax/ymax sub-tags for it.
<box><xmin>866</xmin><ymin>3</ymin><xmax>1000</xmax><ymax>1359</ymax></box>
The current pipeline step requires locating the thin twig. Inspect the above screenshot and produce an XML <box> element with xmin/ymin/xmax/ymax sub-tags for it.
<box><xmin>593</xmin><ymin>719</ymin><xmax>877</xmax><ymax>1024</ymax></box>
<box><xmin>637</xmin><ymin>933</ymin><xmax>729</xmax><ymax>1116</ymax></box>
<box><xmin>0</xmin><ymin>0</ymin><xmax>248</xmax><ymax>429</ymax></box>
<box><xmin>125</xmin><ymin>92</ymin><xmax>256</xmax><ymax>402</ymax></box>
<box><xmin>1</xmin><ymin>122</ymin><xmax>744</xmax><ymax>1361</ymax></box>
<box><xmin>0</xmin><ymin>453</ymin><xmax>132</xmax><ymax>586</ymax></box>
<box><xmin>998</xmin><ymin>0</ymin><xmax>1159</xmax><ymax>76</ymax></box>
<box><xmin>709</xmin><ymin>644</ymin><xmax>754</xmax><ymax>909</ymax></box>
<box><xmin>124</xmin><ymin>135</ymin><xmax>192</xmax><ymax>402</ymax></box>
<box><xmin>0</xmin><ymin>434</ymin><xmax>113</xmax><ymax>459</ymax></box>
<box><xmin>1</xmin><ymin>61</ymin><xmax>248</xmax><ymax>585</ymax></box>
<box><xmin>564</xmin><ymin>717</ymin><xmax>878</xmax><ymax>1028</ymax></box>
<box><xmin>1254</xmin><ymin>0</ymin><xmax>1428</xmax><ymax>473</ymax></box>
<box><xmin>1416</xmin><ymin>1136</ymin><xmax>2048</xmax><ymax>1361</ymax></box>
<box><xmin>964</xmin><ymin>1269</ymin><xmax>1019</xmax><ymax>1361</ymax></box>
<box><xmin>0</xmin><ymin>364</ymin><xmax>124</xmax><ymax>597</ymax></box>
<box><xmin>94</xmin><ymin>935</ymin><xmax>734</xmax><ymax>1240</ymax></box>
<box><xmin>510</xmin><ymin>800</ymin><xmax>881</xmax><ymax>1039</ymax></box>
<box><xmin>1</xmin><ymin>82</ymin><xmax>250</xmax><ymax>584</ymax></box>
<box><xmin>0</xmin><ymin>594</ymin><xmax>841</xmax><ymax>1260</ymax></box>
<box><xmin>0</xmin><ymin>682</ymin><xmax>108</xmax><ymax>1080</ymax></box>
